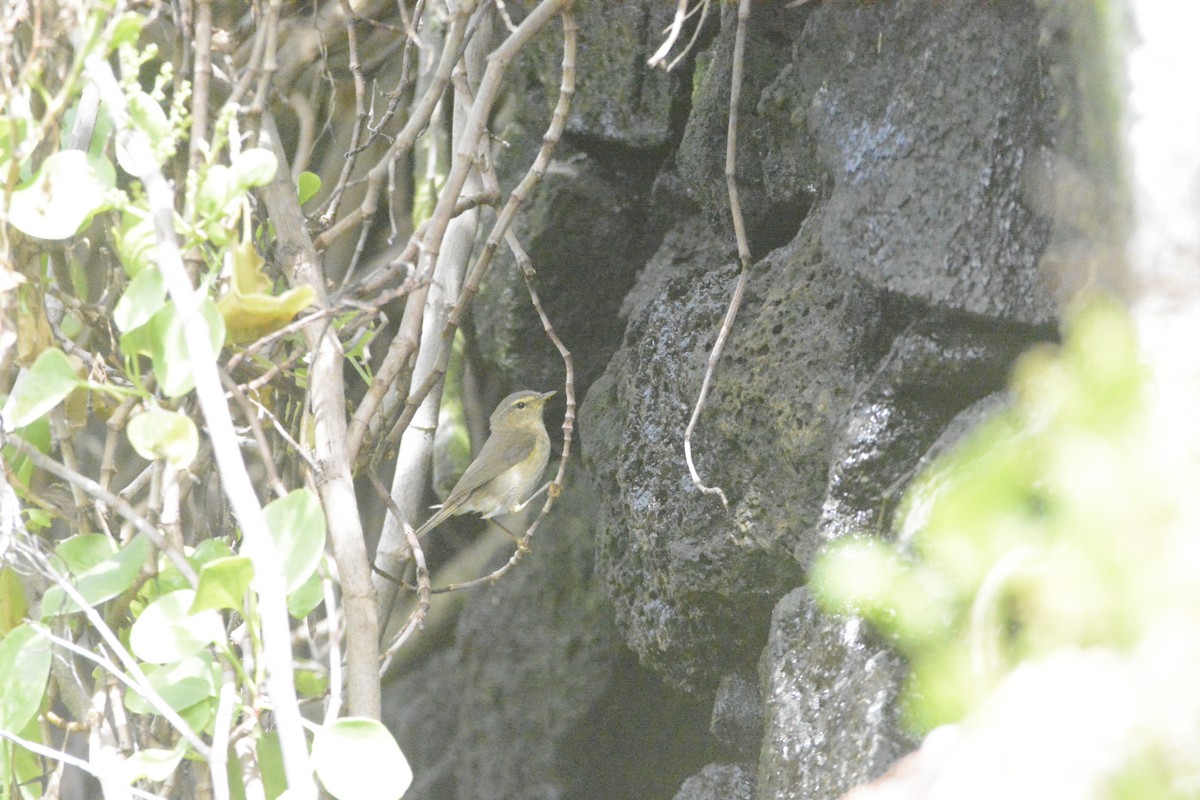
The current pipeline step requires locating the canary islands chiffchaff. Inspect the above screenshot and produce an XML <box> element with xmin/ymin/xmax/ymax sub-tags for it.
<box><xmin>412</xmin><ymin>389</ymin><xmax>556</xmax><ymax>538</ymax></box>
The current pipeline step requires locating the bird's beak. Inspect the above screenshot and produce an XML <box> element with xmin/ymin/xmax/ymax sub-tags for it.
<box><xmin>538</xmin><ymin>390</ymin><xmax>557</xmax><ymax>402</ymax></box>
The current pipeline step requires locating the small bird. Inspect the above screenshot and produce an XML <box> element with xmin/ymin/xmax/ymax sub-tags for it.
<box><xmin>413</xmin><ymin>389</ymin><xmax>556</xmax><ymax>538</ymax></box>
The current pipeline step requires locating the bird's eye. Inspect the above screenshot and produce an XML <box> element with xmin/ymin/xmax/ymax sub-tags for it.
<box><xmin>515</xmin><ymin>401</ymin><xmax>527</xmax><ymax>409</ymax></box>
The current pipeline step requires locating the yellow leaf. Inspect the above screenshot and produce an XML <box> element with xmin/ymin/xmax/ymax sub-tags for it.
<box><xmin>217</xmin><ymin>239</ymin><xmax>317</xmax><ymax>345</ymax></box>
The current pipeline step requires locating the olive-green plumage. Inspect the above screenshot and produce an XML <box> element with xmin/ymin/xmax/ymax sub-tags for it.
<box><xmin>413</xmin><ymin>389</ymin><xmax>555</xmax><ymax>538</ymax></box>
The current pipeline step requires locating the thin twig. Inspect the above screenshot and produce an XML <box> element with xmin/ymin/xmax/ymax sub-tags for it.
<box><xmin>2</xmin><ymin>434</ymin><xmax>198</xmax><ymax>584</ymax></box>
<box><xmin>682</xmin><ymin>0</ymin><xmax>752</xmax><ymax>511</ymax></box>
<box><xmin>0</xmin><ymin>730</ymin><xmax>168</xmax><ymax>800</ymax></box>
<box><xmin>647</xmin><ymin>0</ymin><xmax>691</xmax><ymax>69</ymax></box>
<box><xmin>320</xmin><ymin>0</ymin><xmax>427</xmax><ymax>223</ymax></box>
<box><xmin>434</xmin><ymin>226</ymin><xmax>575</xmax><ymax>594</ymax></box>
<box><xmin>220</xmin><ymin>370</ymin><xmax>289</xmax><ymax>499</ymax></box>
<box><xmin>372</xmin><ymin>6</ymin><xmax>577</xmax><ymax>461</ymax></box>
<box><xmin>314</xmin><ymin>5</ymin><xmax>469</xmax><ymax>243</ymax></box>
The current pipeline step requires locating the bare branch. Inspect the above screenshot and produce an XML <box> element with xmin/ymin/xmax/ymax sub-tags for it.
<box><xmin>683</xmin><ymin>0</ymin><xmax>752</xmax><ymax>510</ymax></box>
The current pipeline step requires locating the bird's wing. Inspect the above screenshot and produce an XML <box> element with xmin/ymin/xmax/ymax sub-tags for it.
<box><xmin>446</xmin><ymin>433</ymin><xmax>535</xmax><ymax>502</ymax></box>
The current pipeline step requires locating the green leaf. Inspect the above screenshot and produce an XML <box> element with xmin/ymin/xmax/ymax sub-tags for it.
<box><xmin>2</xmin><ymin>347</ymin><xmax>82</xmax><ymax>428</ymax></box>
<box><xmin>123</xmin><ymin>655</ymin><xmax>219</xmax><ymax>715</ymax></box>
<box><xmin>196</xmin><ymin>164</ymin><xmax>234</xmax><ymax>221</ymax></box>
<box><xmin>298</xmin><ymin>171</ymin><xmax>321</xmax><ymax>205</ymax></box>
<box><xmin>263</xmin><ymin>489</ymin><xmax>326</xmax><ymax>594</ymax></box>
<box><xmin>41</xmin><ymin>534</ymin><xmax>150</xmax><ymax>616</ymax></box>
<box><xmin>312</xmin><ymin>718</ymin><xmax>411</xmax><ymax>800</ymax></box>
<box><xmin>287</xmin><ymin>567</ymin><xmax>324</xmax><ymax>620</ymax></box>
<box><xmin>192</xmin><ymin>538</ymin><xmax>233</xmax><ymax>565</ymax></box>
<box><xmin>0</xmin><ymin>624</ymin><xmax>52</xmax><ymax>734</ymax></box>
<box><xmin>151</xmin><ymin>298</ymin><xmax>227</xmax><ymax>398</ymax></box>
<box><xmin>7</xmin><ymin>150</ymin><xmax>115</xmax><ymax>240</ymax></box>
<box><xmin>129</xmin><ymin>590</ymin><xmax>224</xmax><ymax>664</ymax></box>
<box><xmin>127</xmin><ymin>407</ymin><xmax>199</xmax><ymax>469</ymax></box>
<box><xmin>0</xmin><ymin>567</ymin><xmax>29</xmax><ymax>635</ymax></box>
<box><xmin>127</xmin><ymin>92</ymin><xmax>170</xmax><ymax>147</ymax></box>
<box><xmin>54</xmin><ymin>533</ymin><xmax>118</xmax><ymax>575</ymax></box>
<box><xmin>295</xmin><ymin>668</ymin><xmax>329</xmax><ymax>699</ymax></box>
<box><xmin>257</xmin><ymin>731</ymin><xmax>288</xmax><ymax>800</ymax></box>
<box><xmin>230</xmin><ymin>148</ymin><xmax>277</xmax><ymax>190</ymax></box>
<box><xmin>108</xmin><ymin>11</ymin><xmax>145</xmax><ymax>50</ymax></box>
<box><xmin>123</xmin><ymin>741</ymin><xmax>186</xmax><ymax>783</ymax></box>
<box><xmin>114</xmin><ymin>213</ymin><xmax>158</xmax><ymax>278</ymax></box>
<box><xmin>114</xmin><ymin>267</ymin><xmax>166</xmax><ymax>333</ymax></box>
<box><xmin>191</xmin><ymin>556</ymin><xmax>254</xmax><ymax>613</ymax></box>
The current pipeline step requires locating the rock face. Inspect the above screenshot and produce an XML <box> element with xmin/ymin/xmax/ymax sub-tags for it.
<box><xmin>387</xmin><ymin>1</ymin><xmax>1067</xmax><ymax>798</ymax></box>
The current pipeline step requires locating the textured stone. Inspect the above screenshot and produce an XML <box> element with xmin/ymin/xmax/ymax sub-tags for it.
<box><xmin>756</xmin><ymin>589</ymin><xmax>913</xmax><ymax>800</ymax></box>
<box><xmin>580</xmin><ymin>213</ymin><xmax>887</xmax><ymax>694</ymax></box>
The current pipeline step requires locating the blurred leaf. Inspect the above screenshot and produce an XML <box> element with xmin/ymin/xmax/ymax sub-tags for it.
<box><xmin>2</xmin><ymin>347</ymin><xmax>82</xmax><ymax>428</ymax></box>
<box><xmin>54</xmin><ymin>533</ymin><xmax>118</xmax><ymax>575</ymax></box>
<box><xmin>192</xmin><ymin>538</ymin><xmax>233</xmax><ymax>565</ymax></box>
<box><xmin>151</xmin><ymin>298</ymin><xmax>227</xmax><ymax>398</ymax></box>
<box><xmin>129</xmin><ymin>590</ymin><xmax>224</xmax><ymax>664</ymax></box>
<box><xmin>7</xmin><ymin>150</ymin><xmax>114</xmax><ymax>240</ymax></box>
<box><xmin>15</xmin><ymin>282</ymin><xmax>54</xmax><ymax>366</ymax></box>
<box><xmin>196</xmin><ymin>164</ymin><xmax>235</xmax><ymax>221</ymax></box>
<box><xmin>108</xmin><ymin>11</ymin><xmax>144</xmax><ymax>50</ymax></box>
<box><xmin>123</xmin><ymin>741</ymin><xmax>186</xmax><ymax>784</ymax></box>
<box><xmin>0</xmin><ymin>624</ymin><xmax>52</xmax><ymax>734</ymax></box>
<box><xmin>262</xmin><ymin>489</ymin><xmax>326</xmax><ymax>594</ymax></box>
<box><xmin>115</xmin><ymin>213</ymin><xmax>158</xmax><ymax>278</ymax></box>
<box><xmin>295</xmin><ymin>668</ymin><xmax>329</xmax><ymax>699</ymax></box>
<box><xmin>258</xmin><ymin>731</ymin><xmax>288</xmax><ymax>800</ymax></box>
<box><xmin>287</xmin><ymin>567</ymin><xmax>324</xmax><ymax>620</ymax></box>
<box><xmin>41</xmin><ymin>534</ymin><xmax>150</xmax><ymax>616</ymax></box>
<box><xmin>127</xmin><ymin>407</ymin><xmax>199</xmax><ymax>469</ymax></box>
<box><xmin>0</xmin><ymin>568</ymin><xmax>28</xmax><ymax>635</ymax></box>
<box><xmin>124</xmin><ymin>655</ymin><xmax>219</xmax><ymax>715</ymax></box>
<box><xmin>191</xmin><ymin>556</ymin><xmax>254</xmax><ymax>613</ymax></box>
<box><xmin>230</xmin><ymin>148</ymin><xmax>277</xmax><ymax>190</ymax></box>
<box><xmin>114</xmin><ymin>267</ymin><xmax>166</xmax><ymax>333</ymax></box>
<box><xmin>312</xmin><ymin>718</ymin><xmax>412</xmax><ymax>800</ymax></box>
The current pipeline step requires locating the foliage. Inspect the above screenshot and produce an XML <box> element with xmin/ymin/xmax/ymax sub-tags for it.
<box><xmin>813</xmin><ymin>295</ymin><xmax>1200</xmax><ymax>792</ymax></box>
<box><xmin>0</xmin><ymin>0</ymin><xmax>578</xmax><ymax>794</ymax></box>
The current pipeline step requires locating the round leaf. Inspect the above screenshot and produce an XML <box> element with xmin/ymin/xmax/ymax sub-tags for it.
<box><xmin>286</xmin><ymin>567</ymin><xmax>324</xmax><ymax>620</ymax></box>
<box><xmin>151</xmin><ymin>299</ymin><xmax>227</xmax><ymax>398</ymax></box>
<box><xmin>312</xmin><ymin>718</ymin><xmax>412</xmax><ymax>800</ymax></box>
<box><xmin>123</xmin><ymin>742</ymin><xmax>186</xmax><ymax>784</ymax></box>
<box><xmin>113</xmin><ymin>267</ymin><xmax>166</xmax><ymax>333</ymax></box>
<box><xmin>2</xmin><ymin>348</ymin><xmax>82</xmax><ymax>429</ymax></box>
<box><xmin>41</xmin><ymin>535</ymin><xmax>151</xmax><ymax>616</ymax></box>
<box><xmin>8</xmin><ymin>151</ymin><xmax>114</xmax><ymax>240</ymax></box>
<box><xmin>123</xmin><ymin>655</ymin><xmax>219</xmax><ymax>715</ymax></box>
<box><xmin>191</xmin><ymin>556</ymin><xmax>254</xmax><ymax>613</ymax></box>
<box><xmin>127</xmin><ymin>408</ymin><xmax>199</xmax><ymax>469</ymax></box>
<box><xmin>54</xmin><ymin>534</ymin><xmax>118</xmax><ymax>575</ymax></box>
<box><xmin>263</xmin><ymin>489</ymin><xmax>326</xmax><ymax>593</ymax></box>
<box><xmin>129</xmin><ymin>590</ymin><xmax>224</xmax><ymax>664</ymax></box>
<box><xmin>230</xmin><ymin>148</ymin><xmax>278</xmax><ymax>190</ymax></box>
<box><xmin>0</xmin><ymin>624</ymin><xmax>52</xmax><ymax>734</ymax></box>
<box><xmin>298</xmin><ymin>171</ymin><xmax>321</xmax><ymax>205</ymax></box>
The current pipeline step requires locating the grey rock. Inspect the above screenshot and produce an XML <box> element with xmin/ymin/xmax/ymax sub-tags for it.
<box><xmin>755</xmin><ymin>589</ymin><xmax>913</xmax><ymax>800</ymax></box>
<box><xmin>580</xmin><ymin>212</ymin><xmax>887</xmax><ymax>695</ymax></box>
<box><xmin>673</xmin><ymin>763</ymin><xmax>756</xmax><ymax>800</ymax></box>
